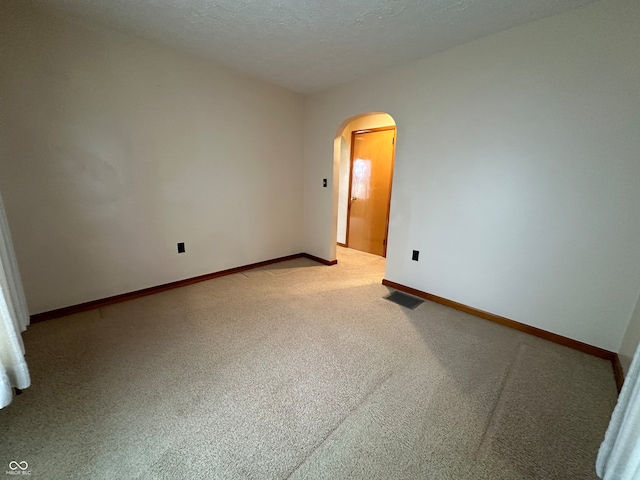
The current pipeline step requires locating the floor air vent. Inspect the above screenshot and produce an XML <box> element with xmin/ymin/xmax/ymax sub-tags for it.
<box><xmin>385</xmin><ymin>291</ymin><xmax>423</xmax><ymax>310</ymax></box>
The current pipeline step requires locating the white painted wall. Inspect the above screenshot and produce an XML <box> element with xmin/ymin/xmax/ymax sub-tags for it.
<box><xmin>0</xmin><ymin>2</ymin><xmax>305</xmax><ymax>314</ymax></box>
<box><xmin>336</xmin><ymin>113</ymin><xmax>395</xmax><ymax>245</ymax></box>
<box><xmin>620</xmin><ymin>291</ymin><xmax>640</xmax><ymax>374</ymax></box>
<box><xmin>304</xmin><ymin>0</ymin><xmax>640</xmax><ymax>352</ymax></box>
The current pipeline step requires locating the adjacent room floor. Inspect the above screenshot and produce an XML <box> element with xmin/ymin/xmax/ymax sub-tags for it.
<box><xmin>0</xmin><ymin>247</ymin><xmax>618</xmax><ymax>479</ymax></box>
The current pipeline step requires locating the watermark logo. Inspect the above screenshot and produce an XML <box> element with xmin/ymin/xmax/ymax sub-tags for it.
<box><xmin>6</xmin><ymin>461</ymin><xmax>30</xmax><ymax>476</ymax></box>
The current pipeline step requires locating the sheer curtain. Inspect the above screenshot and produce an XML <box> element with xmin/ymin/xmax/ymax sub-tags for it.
<box><xmin>0</xmin><ymin>191</ymin><xmax>30</xmax><ymax>409</ymax></box>
<box><xmin>596</xmin><ymin>343</ymin><xmax>640</xmax><ymax>479</ymax></box>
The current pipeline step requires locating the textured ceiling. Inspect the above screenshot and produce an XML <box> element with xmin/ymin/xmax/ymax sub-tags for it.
<box><xmin>31</xmin><ymin>0</ymin><xmax>599</xmax><ymax>93</ymax></box>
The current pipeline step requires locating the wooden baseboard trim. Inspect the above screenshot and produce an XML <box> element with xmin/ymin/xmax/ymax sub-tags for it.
<box><xmin>611</xmin><ymin>354</ymin><xmax>624</xmax><ymax>393</ymax></box>
<box><xmin>303</xmin><ymin>253</ymin><xmax>338</xmax><ymax>266</ymax></box>
<box><xmin>30</xmin><ymin>253</ymin><xmax>335</xmax><ymax>323</ymax></box>
<box><xmin>382</xmin><ymin>279</ymin><xmax>618</xmax><ymax>365</ymax></box>
<box><xmin>337</xmin><ymin>242</ymin><xmax>347</xmax><ymax>247</ymax></box>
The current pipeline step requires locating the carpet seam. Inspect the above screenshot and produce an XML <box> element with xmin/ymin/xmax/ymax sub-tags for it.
<box><xmin>284</xmin><ymin>369</ymin><xmax>397</xmax><ymax>479</ymax></box>
<box><xmin>473</xmin><ymin>342</ymin><xmax>523</xmax><ymax>460</ymax></box>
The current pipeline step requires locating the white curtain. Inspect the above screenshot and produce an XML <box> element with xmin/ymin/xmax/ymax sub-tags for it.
<box><xmin>0</xmin><ymin>191</ymin><xmax>30</xmax><ymax>409</ymax></box>
<box><xmin>596</xmin><ymin>343</ymin><xmax>640</xmax><ymax>479</ymax></box>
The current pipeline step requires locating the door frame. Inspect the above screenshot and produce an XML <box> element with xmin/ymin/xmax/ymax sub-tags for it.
<box><xmin>345</xmin><ymin>126</ymin><xmax>397</xmax><ymax>257</ymax></box>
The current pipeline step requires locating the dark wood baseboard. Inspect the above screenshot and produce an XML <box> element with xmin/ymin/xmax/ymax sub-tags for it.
<box><xmin>303</xmin><ymin>253</ymin><xmax>338</xmax><ymax>266</ymax></box>
<box><xmin>30</xmin><ymin>252</ymin><xmax>336</xmax><ymax>323</ymax></box>
<box><xmin>611</xmin><ymin>354</ymin><xmax>624</xmax><ymax>393</ymax></box>
<box><xmin>382</xmin><ymin>278</ymin><xmax>624</xmax><ymax>393</ymax></box>
<box><xmin>337</xmin><ymin>242</ymin><xmax>347</xmax><ymax>247</ymax></box>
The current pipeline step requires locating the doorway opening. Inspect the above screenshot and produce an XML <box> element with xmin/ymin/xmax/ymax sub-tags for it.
<box><xmin>334</xmin><ymin>112</ymin><xmax>397</xmax><ymax>258</ymax></box>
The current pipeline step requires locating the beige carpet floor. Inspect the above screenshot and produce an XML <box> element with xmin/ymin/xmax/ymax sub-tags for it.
<box><xmin>0</xmin><ymin>247</ymin><xmax>618</xmax><ymax>479</ymax></box>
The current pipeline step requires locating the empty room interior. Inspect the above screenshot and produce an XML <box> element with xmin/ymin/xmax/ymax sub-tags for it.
<box><xmin>1</xmin><ymin>0</ymin><xmax>640</xmax><ymax>478</ymax></box>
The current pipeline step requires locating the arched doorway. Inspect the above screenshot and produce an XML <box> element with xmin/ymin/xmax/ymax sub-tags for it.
<box><xmin>334</xmin><ymin>113</ymin><xmax>397</xmax><ymax>257</ymax></box>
